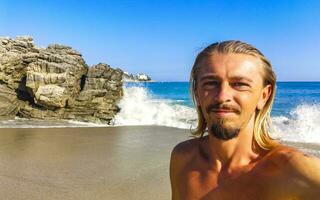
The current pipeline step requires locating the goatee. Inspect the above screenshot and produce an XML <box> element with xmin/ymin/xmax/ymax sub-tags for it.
<box><xmin>209</xmin><ymin>121</ymin><xmax>239</xmax><ymax>140</ymax></box>
<box><xmin>206</xmin><ymin>103</ymin><xmax>241</xmax><ymax>140</ymax></box>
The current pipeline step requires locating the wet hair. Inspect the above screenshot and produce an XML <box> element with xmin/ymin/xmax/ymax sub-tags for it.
<box><xmin>189</xmin><ymin>40</ymin><xmax>278</xmax><ymax>150</ymax></box>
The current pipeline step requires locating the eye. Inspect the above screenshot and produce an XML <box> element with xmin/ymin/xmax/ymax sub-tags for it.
<box><xmin>231</xmin><ymin>82</ymin><xmax>250</xmax><ymax>89</ymax></box>
<box><xmin>233</xmin><ymin>82</ymin><xmax>246</xmax><ymax>86</ymax></box>
<box><xmin>202</xmin><ymin>80</ymin><xmax>219</xmax><ymax>88</ymax></box>
<box><xmin>204</xmin><ymin>81</ymin><xmax>218</xmax><ymax>85</ymax></box>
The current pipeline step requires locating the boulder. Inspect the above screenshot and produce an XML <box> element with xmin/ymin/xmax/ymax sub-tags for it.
<box><xmin>25</xmin><ymin>44</ymin><xmax>88</xmax><ymax>109</ymax></box>
<box><xmin>0</xmin><ymin>36</ymin><xmax>123</xmax><ymax>124</ymax></box>
<box><xmin>67</xmin><ymin>63</ymin><xmax>123</xmax><ymax>122</ymax></box>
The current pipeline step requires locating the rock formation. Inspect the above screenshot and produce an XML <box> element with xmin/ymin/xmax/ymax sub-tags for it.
<box><xmin>123</xmin><ymin>71</ymin><xmax>153</xmax><ymax>82</ymax></box>
<box><xmin>0</xmin><ymin>36</ymin><xmax>123</xmax><ymax>123</ymax></box>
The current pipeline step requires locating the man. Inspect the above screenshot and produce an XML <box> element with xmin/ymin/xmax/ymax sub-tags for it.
<box><xmin>170</xmin><ymin>41</ymin><xmax>320</xmax><ymax>200</ymax></box>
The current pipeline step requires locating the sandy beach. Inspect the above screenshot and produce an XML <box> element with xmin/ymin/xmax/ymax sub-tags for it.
<box><xmin>0</xmin><ymin>126</ymin><xmax>190</xmax><ymax>200</ymax></box>
<box><xmin>0</xmin><ymin>126</ymin><xmax>319</xmax><ymax>200</ymax></box>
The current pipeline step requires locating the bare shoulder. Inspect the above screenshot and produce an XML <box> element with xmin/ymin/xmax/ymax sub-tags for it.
<box><xmin>267</xmin><ymin>144</ymin><xmax>320</xmax><ymax>198</ymax></box>
<box><xmin>170</xmin><ymin>137</ymin><xmax>202</xmax><ymax>169</ymax></box>
<box><xmin>170</xmin><ymin>137</ymin><xmax>204</xmax><ymax>199</ymax></box>
<box><xmin>171</xmin><ymin>137</ymin><xmax>202</xmax><ymax>155</ymax></box>
<box><xmin>269</xmin><ymin>145</ymin><xmax>320</xmax><ymax>178</ymax></box>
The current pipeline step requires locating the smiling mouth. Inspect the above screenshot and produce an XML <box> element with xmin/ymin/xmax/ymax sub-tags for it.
<box><xmin>209</xmin><ymin>109</ymin><xmax>239</xmax><ymax>116</ymax></box>
<box><xmin>211</xmin><ymin>109</ymin><xmax>234</xmax><ymax>112</ymax></box>
<box><xmin>206</xmin><ymin>104</ymin><xmax>240</xmax><ymax>115</ymax></box>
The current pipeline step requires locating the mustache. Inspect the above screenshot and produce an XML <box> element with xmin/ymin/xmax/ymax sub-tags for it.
<box><xmin>206</xmin><ymin>103</ymin><xmax>240</xmax><ymax>114</ymax></box>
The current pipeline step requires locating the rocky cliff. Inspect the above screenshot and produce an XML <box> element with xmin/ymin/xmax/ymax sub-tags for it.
<box><xmin>0</xmin><ymin>36</ymin><xmax>123</xmax><ymax>123</ymax></box>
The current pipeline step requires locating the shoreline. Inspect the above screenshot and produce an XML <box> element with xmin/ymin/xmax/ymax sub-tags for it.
<box><xmin>0</xmin><ymin>126</ymin><xmax>318</xmax><ymax>199</ymax></box>
<box><xmin>0</xmin><ymin>126</ymin><xmax>189</xmax><ymax>200</ymax></box>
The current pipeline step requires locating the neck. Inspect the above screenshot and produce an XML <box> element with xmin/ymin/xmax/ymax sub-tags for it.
<box><xmin>206</xmin><ymin>115</ymin><xmax>262</xmax><ymax>173</ymax></box>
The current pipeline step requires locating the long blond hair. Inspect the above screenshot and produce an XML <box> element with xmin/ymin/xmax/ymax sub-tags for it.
<box><xmin>190</xmin><ymin>40</ymin><xmax>277</xmax><ymax>150</ymax></box>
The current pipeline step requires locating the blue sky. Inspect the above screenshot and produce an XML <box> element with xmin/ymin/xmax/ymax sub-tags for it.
<box><xmin>1</xmin><ymin>0</ymin><xmax>320</xmax><ymax>81</ymax></box>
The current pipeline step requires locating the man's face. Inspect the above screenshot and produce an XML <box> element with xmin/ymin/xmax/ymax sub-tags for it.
<box><xmin>195</xmin><ymin>53</ymin><xmax>270</xmax><ymax>140</ymax></box>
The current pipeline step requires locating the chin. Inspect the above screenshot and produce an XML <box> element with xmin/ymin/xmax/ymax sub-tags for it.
<box><xmin>210</xmin><ymin>127</ymin><xmax>239</xmax><ymax>140</ymax></box>
<box><xmin>209</xmin><ymin>121</ymin><xmax>240</xmax><ymax>140</ymax></box>
<box><xmin>216</xmin><ymin>118</ymin><xmax>237</xmax><ymax>128</ymax></box>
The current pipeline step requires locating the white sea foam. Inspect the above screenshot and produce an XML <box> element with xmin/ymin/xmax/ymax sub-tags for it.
<box><xmin>271</xmin><ymin>103</ymin><xmax>320</xmax><ymax>144</ymax></box>
<box><xmin>1</xmin><ymin>85</ymin><xmax>320</xmax><ymax>145</ymax></box>
<box><xmin>112</xmin><ymin>86</ymin><xmax>197</xmax><ymax>129</ymax></box>
<box><xmin>114</xmin><ymin>86</ymin><xmax>320</xmax><ymax>144</ymax></box>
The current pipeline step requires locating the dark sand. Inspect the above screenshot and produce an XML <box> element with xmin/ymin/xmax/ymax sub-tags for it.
<box><xmin>0</xmin><ymin>126</ymin><xmax>190</xmax><ymax>200</ymax></box>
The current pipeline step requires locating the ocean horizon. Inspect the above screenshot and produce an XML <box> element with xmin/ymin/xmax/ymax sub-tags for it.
<box><xmin>1</xmin><ymin>81</ymin><xmax>320</xmax><ymax>145</ymax></box>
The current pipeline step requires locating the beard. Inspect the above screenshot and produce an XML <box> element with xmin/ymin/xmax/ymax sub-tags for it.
<box><xmin>205</xmin><ymin>103</ymin><xmax>241</xmax><ymax>140</ymax></box>
<box><xmin>209</xmin><ymin>120</ymin><xmax>240</xmax><ymax>140</ymax></box>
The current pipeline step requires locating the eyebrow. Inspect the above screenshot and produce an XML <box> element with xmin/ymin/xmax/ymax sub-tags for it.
<box><xmin>199</xmin><ymin>75</ymin><xmax>221</xmax><ymax>82</ymax></box>
<box><xmin>199</xmin><ymin>75</ymin><xmax>253</xmax><ymax>83</ymax></box>
<box><xmin>230</xmin><ymin>76</ymin><xmax>253</xmax><ymax>83</ymax></box>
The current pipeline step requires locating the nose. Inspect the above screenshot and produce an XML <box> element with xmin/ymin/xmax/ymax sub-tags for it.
<box><xmin>215</xmin><ymin>82</ymin><xmax>232</xmax><ymax>103</ymax></box>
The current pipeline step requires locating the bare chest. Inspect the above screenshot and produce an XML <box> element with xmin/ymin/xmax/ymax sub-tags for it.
<box><xmin>177</xmin><ymin>166</ymin><xmax>293</xmax><ymax>200</ymax></box>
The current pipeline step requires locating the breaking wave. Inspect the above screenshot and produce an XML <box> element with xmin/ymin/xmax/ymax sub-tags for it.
<box><xmin>271</xmin><ymin>103</ymin><xmax>320</xmax><ymax>143</ymax></box>
<box><xmin>113</xmin><ymin>86</ymin><xmax>197</xmax><ymax>129</ymax></box>
<box><xmin>1</xmin><ymin>84</ymin><xmax>319</xmax><ymax>144</ymax></box>
<box><xmin>114</xmin><ymin>85</ymin><xmax>320</xmax><ymax>144</ymax></box>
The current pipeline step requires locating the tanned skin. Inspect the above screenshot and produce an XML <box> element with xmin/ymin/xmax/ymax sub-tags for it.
<box><xmin>170</xmin><ymin>53</ymin><xmax>320</xmax><ymax>200</ymax></box>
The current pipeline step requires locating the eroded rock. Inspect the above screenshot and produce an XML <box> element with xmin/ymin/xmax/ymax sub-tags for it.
<box><xmin>0</xmin><ymin>36</ymin><xmax>123</xmax><ymax>124</ymax></box>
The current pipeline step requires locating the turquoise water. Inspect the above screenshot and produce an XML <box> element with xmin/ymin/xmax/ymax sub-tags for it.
<box><xmin>3</xmin><ymin>81</ymin><xmax>320</xmax><ymax>144</ymax></box>
<box><xmin>275</xmin><ymin>82</ymin><xmax>320</xmax><ymax>116</ymax></box>
<box><xmin>125</xmin><ymin>82</ymin><xmax>320</xmax><ymax>117</ymax></box>
<box><xmin>118</xmin><ymin>82</ymin><xmax>320</xmax><ymax>144</ymax></box>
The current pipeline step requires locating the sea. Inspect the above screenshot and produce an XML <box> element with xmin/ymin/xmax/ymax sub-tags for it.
<box><xmin>1</xmin><ymin>82</ymin><xmax>320</xmax><ymax>147</ymax></box>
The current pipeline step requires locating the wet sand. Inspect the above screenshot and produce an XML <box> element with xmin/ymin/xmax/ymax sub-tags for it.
<box><xmin>0</xmin><ymin>126</ymin><xmax>190</xmax><ymax>200</ymax></box>
<box><xmin>0</xmin><ymin>126</ymin><xmax>319</xmax><ymax>200</ymax></box>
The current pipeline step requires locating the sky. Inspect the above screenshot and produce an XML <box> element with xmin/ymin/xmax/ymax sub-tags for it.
<box><xmin>0</xmin><ymin>0</ymin><xmax>320</xmax><ymax>81</ymax></box>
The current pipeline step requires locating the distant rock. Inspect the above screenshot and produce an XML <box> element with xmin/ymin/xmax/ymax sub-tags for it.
<box><xmin>0</xmin><ymin>36</ymin><xmax>123</xmax><ymax>123</ymax></box>
<box><xmin>123</xmin><ymin>71</ymin><xmax>153</xmax><ymax>82</ymax></box>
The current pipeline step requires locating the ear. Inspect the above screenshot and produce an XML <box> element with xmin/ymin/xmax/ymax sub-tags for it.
<box><xmin>257</xmin><ymin>84</ymin><xmax>272</xmax><ymax>110</ymax></box>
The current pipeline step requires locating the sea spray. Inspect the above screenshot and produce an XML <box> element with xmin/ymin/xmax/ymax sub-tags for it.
<box><xmin>1</xmin><ymin>82</ymin><xmax>320</xmax><ymax>145</ymax></box>
<box><xmin>114</xmin><ymin>84</ymin><xmax>320</xmax><ymax>144</ymax></box>
<box><xmin>113</xmin><ymin>86</ymin><xmax>197</xmax><ymax>129</ymax></box>
<box><xmin>272</xmin><ymin>103</ymin><xmax>320</xmax><ymax>143</ymax></box>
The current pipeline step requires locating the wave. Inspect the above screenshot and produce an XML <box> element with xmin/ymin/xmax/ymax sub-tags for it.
<box><xmin>113</xmin><ymin>85</ymin><xmax>320</xmax><ymax>144</ymax></box>
<box><xmin>112</xmin><ymin>86</ymin><xmax>197</xmax><ymax>129</ymax></box>
<box><xmin>271</xmin><ymin>104</ymin><xmax>320</xmax><ymax>143</ymax></box>
<box><xmin>1</xmin><ymin>85</ymin><xmax>320</xmax><ymax>145</ymax></box>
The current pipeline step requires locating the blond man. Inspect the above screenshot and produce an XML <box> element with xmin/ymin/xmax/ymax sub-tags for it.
<box><xmin>170</xmin><ymin>41</ymin><xmax>320</xmax><ymax>200</ymax></box>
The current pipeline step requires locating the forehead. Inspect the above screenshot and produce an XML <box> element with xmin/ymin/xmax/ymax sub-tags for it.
<box><xmin>196</xmin><ymin>53</ymin><xmax>264</xmax><ymax>81</ymax></box>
